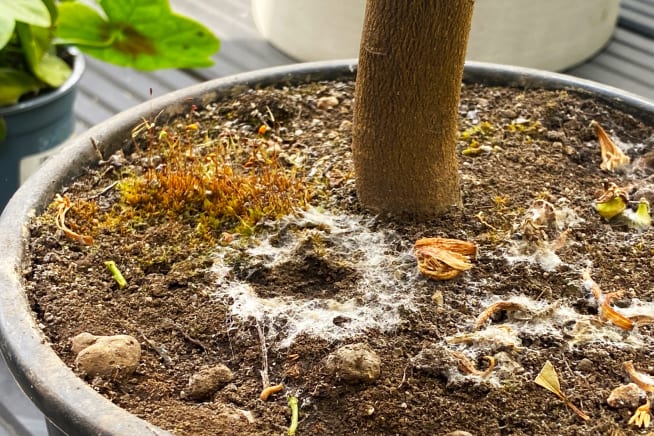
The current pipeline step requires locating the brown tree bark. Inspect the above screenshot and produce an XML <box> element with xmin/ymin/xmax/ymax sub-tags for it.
<box><xmin>352</xmin><ymin>0</ymin><xmax>474</xmax><ymax>217</ymax></box>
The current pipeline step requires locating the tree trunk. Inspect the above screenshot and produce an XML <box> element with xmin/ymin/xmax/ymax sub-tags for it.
<box><xmin>352</xmin><ymin>0</ymin><xmax>474</xmax><ymax>217</ymax></box>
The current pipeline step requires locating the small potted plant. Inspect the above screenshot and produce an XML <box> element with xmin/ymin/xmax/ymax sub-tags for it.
<box><xmin>0</xmin><ymin>0</ymin><xmax>220</xmax><ymax>207</ymax></box>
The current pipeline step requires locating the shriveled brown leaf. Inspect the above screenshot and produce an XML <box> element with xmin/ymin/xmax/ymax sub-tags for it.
<box><xmin>474</xmin><ymin>301</ymin><xmax>530</xmax><ymax>330</ymax></box>
<box><xmin>592</xmin><ymin>120</ymin><xmax>630</xmax><ymax>172</ymax></box>
<box><xmin>624</xmin><ymin>361</ymin><xmax>654</xmax><ymax>393</ymax></box>
<box><xmin>449</xmin><ymin>350</ymin><xmax>495</xmax><ymax>378</ymax></box>
<box><xmin>415</xmin><ymin>237</ymin><xmax>476</xmax><ymax>280</ymax></box>
<box><xmin>601</xmin><ymin>293</ymin><xmax>634</xmax><ymax>331</ymax></box>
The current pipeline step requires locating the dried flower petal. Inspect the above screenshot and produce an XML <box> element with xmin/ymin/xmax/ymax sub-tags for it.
<box><xmin>450</xmin><ymin>351</ymin><xmax>495</xmax><ymax>378</ymax></box>
<box><xmin>415</xmin><ymin>238</ymin><xmax>476</xmax><ymax>281</ymax></box>
<box><xmin>583</xmin><ymin>270</ymin><xmax>634</xmax><ymax>330</ymax></box>
<box><xmin>535</xmin><ymin>361</ymin><xmax>590</xmax><ymax>421</ymax></box>
<box><xmin>599</xmin><ymin>294</ymin><xmax>634</xmax><ymax>330</ymax></box>
<box><xmin>628</xmin><ymin>399</ymin><xmax>651</xmax><ymax>428</ymax></box>
<box><xmin>594</xmin><ymin>182</ymin><xmax>629</xmax><ymax>220</ymax></box>
<box><xmin>624</xmin><ymin>361</ymin><xmax>654</xmax><ymax>393</ymax></box>
<box><xmin>623</xmin><ymin>198</ymin><xmax>652</xmax><ymax>230</ymax></box>
<box><xmin>592</xmin><ymin>120</ymin><xmax>630</xmax><ymax>172</ymax></box>
<box><xmin>474</xmin><ymin>301</ymin><xmax>530</xmax><ymax>330</ymax></box>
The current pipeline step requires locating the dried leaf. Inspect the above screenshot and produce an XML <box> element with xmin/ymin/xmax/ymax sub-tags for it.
<box><xmin>624</xmin><ymin>198</ymin><xmax>652</xmax><ymax>230</ymax></box>
<box><xmin>600</xmin><ymin>296</ymin><xmax>634</xmax><ymax>331</ymax></box>
<box><xmin>415</xmin><ymin>238</ymin><xmax>476</xmax><ymax>281</ymax></box>
<box><xmin>594</xmin><ymin>182</ymin><xmax>628</xmax><ymax>220</ymax></box>
<box><xmin>624</xmin><ymin>361</ymin><xmax>654</xmax><ymax>393</ymax></box>
<box><xmin>450</xmin><ymin>351</ymin><xmax>495</xmax><ymax>378</ymax></box>
<box><xmin>592</xmin><ymin>120</ymin><xmax>630</xmax><ymax>172</ymax></box>
<box><xmin>628</xmin><ymin>399</ymin><xmax>651</xmax><ymax>428</ymax></box>
<box><xmin>535</xmin><ymin>361</ymin><xmax>563</xmax><ymax>398</ymax></box>
<box><xmin>535</xmin><ymin>361</ymin><xmax>591</xmax><ymax>421</ymax></box>
<box><xmin>474</xmin><ymin>301</ymin><xmax>530</xmax><ymax>330</ymax></box>
<box><xmin>581</xmin><ymin>269</ymin><xmax>602</xmax><ymax>301</ymax></box>
<box><xmin>583</xmin><ymin>270</ymin><xmax>634</xmax><ymax>330</ymax></box>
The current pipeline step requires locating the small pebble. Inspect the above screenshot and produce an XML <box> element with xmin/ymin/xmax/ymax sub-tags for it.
<box><xmin>323</xmin><ymin>343</ymin><xmax>380</xmax><ymax>384</ymax></box>
<box><xmin>576</xmin><ymin>358</ymin><xmax>594</xmax><ymax>373</ymax></box>
<box><xmin>186</xmin><ymin>364</ymin><xmax>234</xmax><ymax>400</ymax></box>
<box><xmin>316</xmin><ymin>96</ymin><xmax>339</xmax><ymax>110</ymax></box>
<box><xmin>72</xmin><ymin>333</ymin><xmax>141</xmax><ymax>378</ymax></box>
<box><xmin>607</xmin><ymin>383</ymin><xmax>644</xmax><ymax>409</ymax></box>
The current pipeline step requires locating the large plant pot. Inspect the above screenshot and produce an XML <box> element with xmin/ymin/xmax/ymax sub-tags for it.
<box><xmin>251</xmin><ymin>0</ymin><xmax>619</xmax><ymax>71</ymax></box>
<box><xmin>1</xmin><ymin>60</ymin><xmax>653</xmax><ymax>435</ymax></box>
<box><xmin>0</xmin><ymin>48</ymin><xmax>85</xmax><ymax>210</ymax></box>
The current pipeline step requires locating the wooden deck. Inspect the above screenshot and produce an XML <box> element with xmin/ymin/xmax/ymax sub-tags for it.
<box><xmin>73</xmin><ymin>0</ymin><xmax>654</xmax><ymax>133</ymax></box>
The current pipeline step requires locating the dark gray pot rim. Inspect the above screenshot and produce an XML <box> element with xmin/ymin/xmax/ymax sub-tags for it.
<box><xmin>1</xmin><ymin>60</ymin><xmax>653</xmax><ymax>435</ymax></box>
<box><xmin>0</xmin><ymin>47</ymin><xmax>85</xmax><ymax>117</ymax></box>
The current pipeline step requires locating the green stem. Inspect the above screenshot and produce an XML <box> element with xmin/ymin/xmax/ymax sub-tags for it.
<box><xmin>104</xmin><ymin>260</ymin><xmax>127</xmax><ymax>289</ymax></box>
<box><xmin>287</xmin><ymin>395</ymin><xmax>298</xmax><ymax>436</ymax></box>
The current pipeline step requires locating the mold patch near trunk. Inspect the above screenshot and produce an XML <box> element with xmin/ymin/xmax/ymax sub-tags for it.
<box><xmin>211</xmin><ymin>208</ymin><xmax>419</xmax><ymax>347</ymax></box>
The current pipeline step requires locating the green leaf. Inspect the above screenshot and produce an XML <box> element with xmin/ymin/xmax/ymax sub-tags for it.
<box><xmin>56</xmin><ymin>0</ymin><xmax>219</xmax><ymax>71</ymax></box>
<box><xmin>0</xmin><ymin>116</ymin><xmax>6</xmax><ymax>142</ymax></box>
<box><xmin>0</xmin><ymin>67</ymin><xmax>42</xmax><ymax>106</ymax></box>
<box><xmin>16</xmin><ymin>22</ymin><xmax>71</xmax><ymax>87</ymax></box>
<box><xmin>595</xmin><ymin>195</ymin><xmax>627</xmax><ymax>220</ymax></box>
<box><xmin>624</xmin><ymin>198</ymin><xmax>652</xmax><ymax>230</ymax></box>
<box><xmin>54</xmin><ymin>3</ymin><xmax>112</xmax><ymax>47</ymax></box>
<box><xmin>0</xmin><ymin>0</ymin><xmax>51</xmax><ymax>27</ymax></box>
<box><xmin>0</xmin><ymin>0</ymin><xmax>53</xmax><ymax>49</ymax></box>
<box><xmin>0</xmin><ymin>15</ymin><xmax>16</xmax><ymax>50</ymax></box>
<box><xmin>32</xmin><ymin>51</ymin><xmax>72</xmax><ymax>87</ymax></box>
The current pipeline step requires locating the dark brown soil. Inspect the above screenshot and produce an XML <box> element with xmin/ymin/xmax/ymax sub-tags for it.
<box><xmin>24</xmin><ymin>79</ymin><xmax>654</xmax><ymax>435</ymax></box>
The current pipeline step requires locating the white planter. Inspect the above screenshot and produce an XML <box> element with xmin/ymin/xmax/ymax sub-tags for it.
<box><xmin>251</xmin><ymin>0</ymin><xmax>620</xmax><ymax>71</ymax></box>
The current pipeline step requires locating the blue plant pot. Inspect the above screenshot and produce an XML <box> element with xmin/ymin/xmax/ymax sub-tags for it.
<box><xmin>0</xmin><ymin>48</ymin><xmax>85</xmax><ymax>210</ymax></box>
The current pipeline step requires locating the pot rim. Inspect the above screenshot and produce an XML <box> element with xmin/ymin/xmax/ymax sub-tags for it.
<box><xmin>0</xmin><ymin>59</ymin><xmax>653</xmax><ymax>435</ymax></box>
<box><xmin>0</xmin><ymin>47</ymin><xmax>86</xmax><ymax>117</ymax></box>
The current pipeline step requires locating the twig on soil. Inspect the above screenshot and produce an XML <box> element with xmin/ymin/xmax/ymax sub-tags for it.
<box><xmin>473</xmin><ymin>300</ymin><xmax>559</xmax><ymax>330</ymax></box>
<box><xmin>164</xmin><ymin>318</ymin><xmax>209</xmax><ymax>351</ymax></box>
<box><xmin>256</xmin><ymin>321</ymin><xmax>271</xmax><ymax>389</ymax></box>
<box><xmin>287</xmin><ymin>395</ymin><xmax>299</xmax><ymax>436</ymax></box>
<box><xmin>450</xmin><ymin>351</ymin><xmax>495</xmax><ymax>378</ymax></box>
<box><xmin>139</xmin><ymin>330</ymin><xmax>173</xmax><ymax>366</ymax></box>
<box><xmin>397</xmin><ymin>365</ymin><xmax>409</xmax><ymax>388</ymax></box>
<box><xmin>88</xmin><ymin>181</ymin><xmax>118</xmax><ymax>200</ymax></box>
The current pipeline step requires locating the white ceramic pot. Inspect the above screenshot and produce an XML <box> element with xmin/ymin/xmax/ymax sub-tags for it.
<box><xmin>251</xmin><ymin>0</ymin><xmax>619</xmax><ymax>71</ymax></box>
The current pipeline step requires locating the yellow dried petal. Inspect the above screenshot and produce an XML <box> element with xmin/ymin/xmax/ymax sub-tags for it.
<box><xmin>535</xmin><ymin>361</ymin><xmax>563</xmax><ymax>398</ymax></box>
<box><xmin>535</xmin><ymin>361</ymin><xmax>590</xmax><ymax>421</ymax></box>
<box><xmin>628</xmin><ymin>399</ymin><xmax>651</xmax><ymax>428</ymax></box>
<box><xmin>592</xmin><ymin>120</ymin><xmax>630</xmax><ymax>172</ymax></box>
